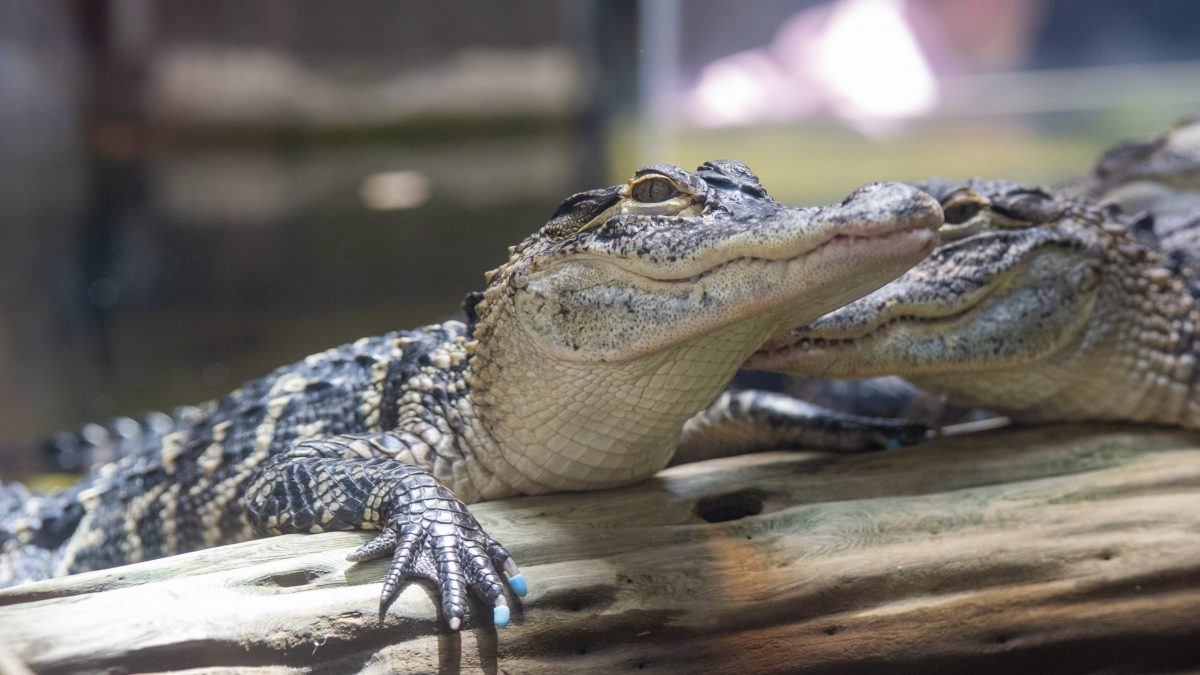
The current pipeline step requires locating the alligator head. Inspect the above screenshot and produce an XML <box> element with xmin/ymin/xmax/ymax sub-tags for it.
<box><xmin>749</xmin><ymin>178</ymin><xmax>1198</xmax><ymax>425</ymax></box>
<box><xmin>462</xmin><ymin>160</ymin><xmax>941</xmax><ymax>494</ymax></box>
<box><xmin>1070</xmin><ymin>116</ymin><xmax>1200</xmax><ymax>208</ymax></box>
<box><xmin>1065</xmin><ymin>116</ymin><xmax>1200</xmax><ymax>235</ymax></box>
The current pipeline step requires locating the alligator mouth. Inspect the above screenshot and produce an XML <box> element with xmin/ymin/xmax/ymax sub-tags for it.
<box><xmin>756</xmin><ymin>280</ymin><xmax>998</xmax><ymax>358</ymax></box>
<box><xmin>754</xmin><ymin>230</ymin><xmax>1054</xmax><ymax>360</ymax></box>
<box><xmin>595</xmin><ymin>226</ymin><xmax>938</xmax><ymax>285</ymax></box>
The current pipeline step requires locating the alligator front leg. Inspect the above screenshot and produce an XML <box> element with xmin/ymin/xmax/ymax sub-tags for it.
<box><xmin>244</xmin><ymin>433</ymin><xmax>526</xmax><ymax>631</ymax></box>
<box><xmin>673</xmin><ymin>390</ymin><xmax>929</xmax><ymax>465</ymax></box>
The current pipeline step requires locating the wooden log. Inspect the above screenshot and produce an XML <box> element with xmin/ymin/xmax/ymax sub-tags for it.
<box><xmin>1</xmin><ymin>424</ymin><xmax>1199</xmax><ymax>674</ymax></box>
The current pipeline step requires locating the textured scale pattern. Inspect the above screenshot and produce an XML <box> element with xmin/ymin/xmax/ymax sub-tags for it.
<box><xmin>748</xmin><ymin>174</ymin><xmax>1200</xmax><ymax>431</ymax></box>
<box><xmin>1</xmin><ymin>322</ymin><xmax>522</xmax><ymax>628</ymax></box>
<box><xmin>0</xmin><ymin>159</ymin><xmax>943</xmax><ymax>632</ymax></box>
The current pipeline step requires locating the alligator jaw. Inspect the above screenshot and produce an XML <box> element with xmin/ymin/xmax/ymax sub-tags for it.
<box><xmin>735</xmin><ymin>224</ymin><xmax>940</xmax><ymax>341</ymax></box>
<box><xmin>749</xmin><ymin>260</ymin><xmax>1008</xmax><ymax>376</ymax></box>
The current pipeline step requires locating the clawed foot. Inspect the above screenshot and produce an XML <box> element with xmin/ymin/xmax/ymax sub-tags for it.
<box><xmin>346</xmin><ymin>479</ymin><xmax>526</xmax><ymax>631</ymax></box>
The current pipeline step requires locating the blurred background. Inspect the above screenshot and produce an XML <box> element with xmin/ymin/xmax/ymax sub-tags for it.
<box><xmin>2</xmin><ymin>0</ymin><xmax>1199</xmax><ymax>476</ymax></box>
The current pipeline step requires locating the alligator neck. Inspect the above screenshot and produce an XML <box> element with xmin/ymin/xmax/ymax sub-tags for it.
<box><xmin>1089</xmin><ymin>265</ymin><xmax>1200</xmax><ymax>427</ymax></box>
<box><xmin>462</xmin><ymin>306</ymin><xmax>773</xmax><ymax>496</ymax></box>
<box><xmin>914</xmin><ymin>267</ymin><xmax>1200</xmax><ymax>428</ymax></box>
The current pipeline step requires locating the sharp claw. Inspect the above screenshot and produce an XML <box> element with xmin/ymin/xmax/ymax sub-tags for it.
<box><xmin>379</xmin><ymin>570</ymin><xmax>403</xmax><ymax>609</ymax></box>
<box><xmin>448</xmin><ymin>616</ymin><xmax>461</xmax><ymax>631</ymax></box>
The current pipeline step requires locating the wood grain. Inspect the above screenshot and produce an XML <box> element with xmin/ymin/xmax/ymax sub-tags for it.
<box><xmin>1</xmin><ymin>424</ymin><xmax>1198</xmax><ymax>673</ymax></box>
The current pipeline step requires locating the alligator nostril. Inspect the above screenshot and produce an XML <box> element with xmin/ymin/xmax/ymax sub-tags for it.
<box><xmin>696</xmin><ymin>490</ymin><xmax>765</xmax><ymax>523</ymax></box>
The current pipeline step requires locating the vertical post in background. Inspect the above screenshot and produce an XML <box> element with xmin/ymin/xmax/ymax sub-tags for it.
<box><xmin>71</xmin><ymin>0</ymin><xmax>153</xmax><ymax>423</ymax></box>
<box><xmin>636</xmin><ymin>0</ymin><xmax>680</xmax><ymax>167</ymax></box>
<box><xmin>562</xmin><ymin>0</ymin><xmax>640</xmax><ymax>188</ymax></box>
<box><xmin>0</xmin><ymin>2</ymin><xmax>89</xmax><ymax>474</ymax></box>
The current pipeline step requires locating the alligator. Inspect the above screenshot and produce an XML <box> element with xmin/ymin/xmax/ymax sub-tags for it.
<box><xmin>0</xmin><ymin>161</ymin><xmax>941</xmax><ymax>631</ymax></box>
<box><xmin>743</xmin><ymin>174</ymin><xmax>1200</xmax><ymax>428</ymax></box>
<box><xmin>1064</xmin><ymin>115</ymin><xmax>1200</xmax><ymax>227</ymax></box>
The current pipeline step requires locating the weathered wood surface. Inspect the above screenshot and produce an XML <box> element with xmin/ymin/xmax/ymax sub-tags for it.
<box><xmin>2</xmin><ymin>424</ymin><xmax>1200</xmax><ymax>674</ymax></box>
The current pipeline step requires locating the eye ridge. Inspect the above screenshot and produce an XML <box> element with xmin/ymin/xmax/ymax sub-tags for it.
<box><xmin>631</xmin><ymin>176</ymin><xmax>680</xmax><ymax>203</ymax></box>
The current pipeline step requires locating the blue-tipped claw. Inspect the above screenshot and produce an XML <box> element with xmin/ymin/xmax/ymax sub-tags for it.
<box><xmin>494</xmin><ymin>604</ymin><xmax>511</xmax><ymax>628</ymax></box>
<box><xmin>885</xmin><ymin>439</ymin><xmax>902</xmax><ymax>450</ymax></box>
<box><xmin>508</xmin><ymin>573</ymin><xmax>528</xmax><ymax>596</ymax></box>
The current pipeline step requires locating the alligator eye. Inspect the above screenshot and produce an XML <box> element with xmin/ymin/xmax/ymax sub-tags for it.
<box><xmin>631</xmin><ymin>176</ymin><xmax>680</xmax><ymax>203</ymax></box>
<box><xmin>943</xmin><ymin>201</ymin><xmax>983</xmax><ymax>225</ymax></box>
<box><xmin>938</xmin><ymin>190</ymin><xmax>989</xmax><ymax>240</ymax></box>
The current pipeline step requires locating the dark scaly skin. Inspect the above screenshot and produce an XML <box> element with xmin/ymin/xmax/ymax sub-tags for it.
<box><xmin>671</xmin><ymin>386</ymin><xmax>930</xmax><ymax>466</ymax></box>
<box><xmin>44</xmin><ymin>410</ymin><xmax>186</xmax><ymax>474</ymax></box>
<box><xmin>245</xmin><ymin>430</ymin><xmax>510</xmax><ymax>623</ymax></box>
<box><xmin>15</xmin><ymin>326</ymin><xmax>516</xmax><ymax>628</ymax></box>
<box><xmin>2</xmin><ymin>161</ymin><xmax>942</xmax><ymax>631</ymax></box>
